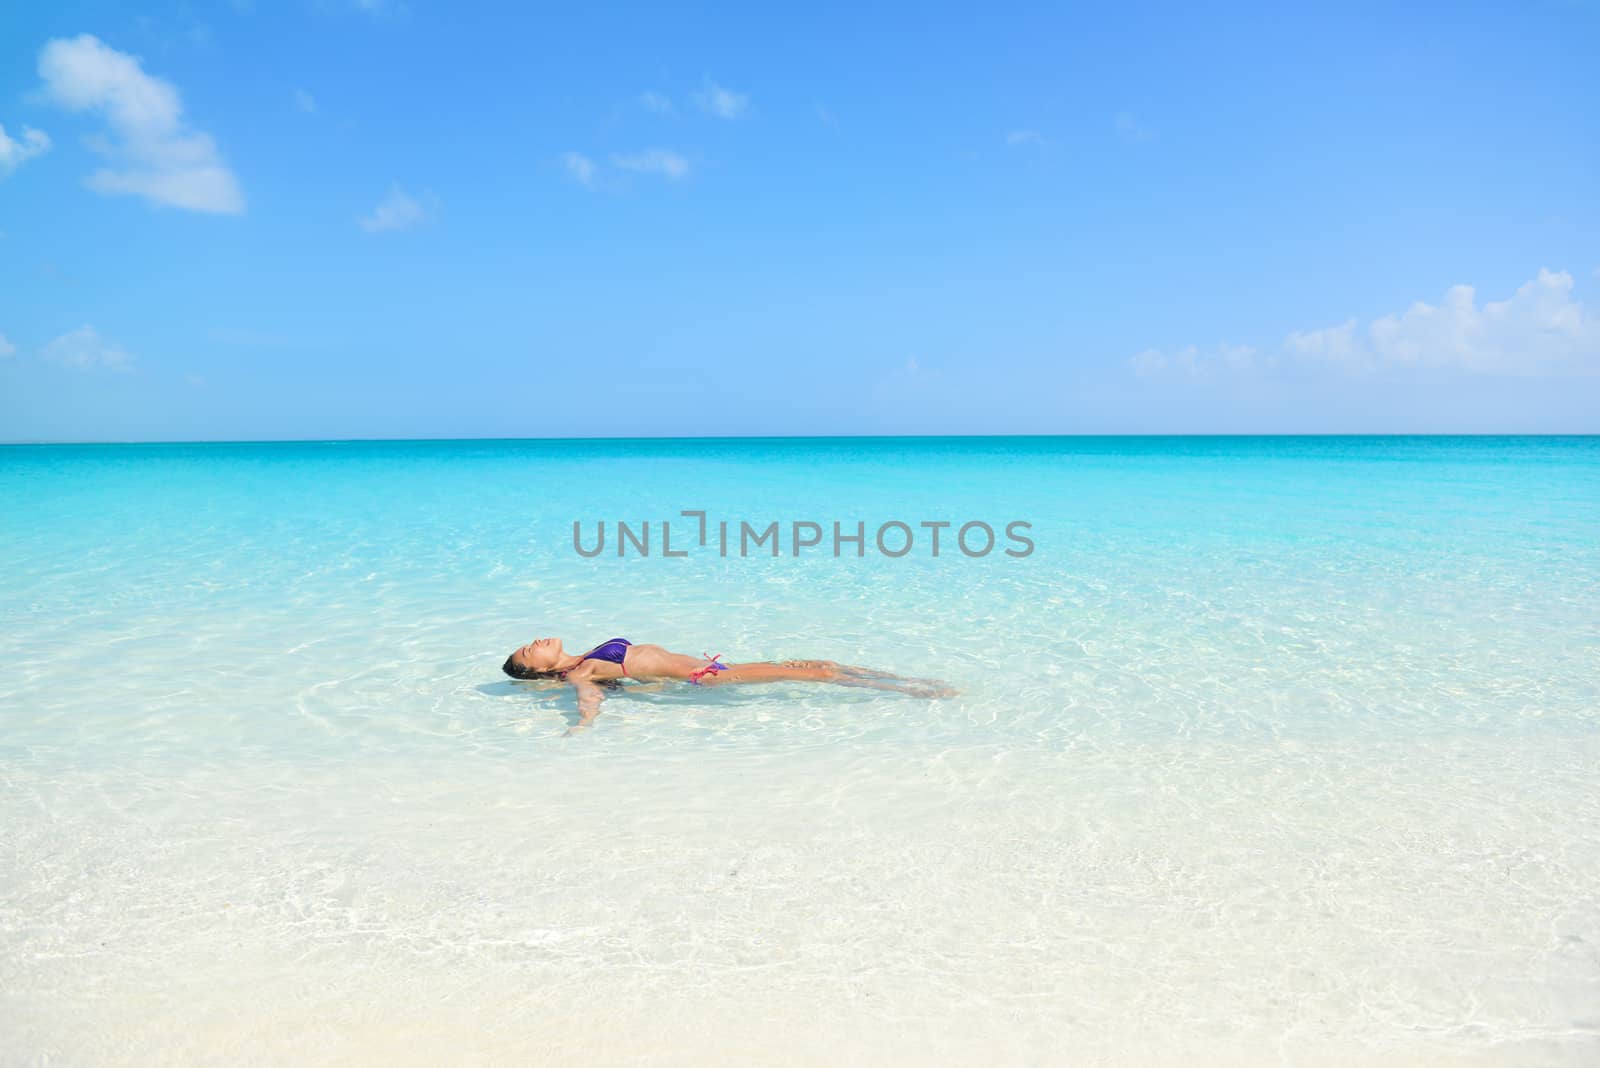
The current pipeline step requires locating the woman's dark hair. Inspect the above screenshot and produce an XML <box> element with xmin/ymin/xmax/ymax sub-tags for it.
<box><xmin>502</xmin><ymin>656</ymin><xmax>622</xmax><ymax>688</ymax></box>
<box><xmin>502</xmin><ymin>655</ymin><xmax>561</xmax><ymax>681</ymax></box>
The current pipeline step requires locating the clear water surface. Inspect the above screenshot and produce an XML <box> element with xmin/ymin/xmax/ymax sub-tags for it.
<box><xmin>3</xmin><ymin>437</ymin><xmax>1598</xmax><ymax>1064</ymax></box>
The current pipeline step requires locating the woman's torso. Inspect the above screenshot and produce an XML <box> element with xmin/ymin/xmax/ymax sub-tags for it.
<box><xmin>580</xmin><ymin>641</ymin><xmax>710</xmax><ymax>681</ymax></box>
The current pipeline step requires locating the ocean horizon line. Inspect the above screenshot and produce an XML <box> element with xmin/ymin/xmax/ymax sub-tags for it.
<box><xmin>4</xmin><ymin>431</ymin><xmax>1598</xmax><ymax>448</ymax></box>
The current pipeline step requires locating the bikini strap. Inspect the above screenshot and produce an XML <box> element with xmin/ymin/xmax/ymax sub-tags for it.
<box><xmin>688</xmin><ymin>653</ymin><xmax>726</xmax><ymax>685</ymax></box>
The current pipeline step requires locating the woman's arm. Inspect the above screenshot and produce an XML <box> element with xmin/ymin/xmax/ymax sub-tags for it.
<box><xmin>565</xmin><ymin>662</ymin><xmax>607</xmax><ymax>732</ymax></box>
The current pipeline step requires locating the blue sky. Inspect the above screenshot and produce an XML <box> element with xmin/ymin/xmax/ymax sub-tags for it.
<box><xmin>1</xmin><ymin>1</ymin><xmax>1597</xmax><ymax>441</ymax></box>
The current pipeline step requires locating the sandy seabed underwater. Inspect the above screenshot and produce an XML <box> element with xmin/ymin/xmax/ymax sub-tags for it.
<box><xmin>2</xmin><ymin>436</ymin><xmax>1598</xmax><ymax>1065</ymax></box>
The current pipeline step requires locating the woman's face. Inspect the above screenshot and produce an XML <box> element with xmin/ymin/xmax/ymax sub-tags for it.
<box><xmin>509</xmin><ymin>636</ymin><xmax>564</xmax><ymax>674</ymax></box>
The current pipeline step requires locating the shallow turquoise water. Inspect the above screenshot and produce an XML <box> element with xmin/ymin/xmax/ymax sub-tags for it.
<box><xmin>3</xmin><ymin>437</ymin><xmax>1599</xmax><ymax>1064</ymax></box>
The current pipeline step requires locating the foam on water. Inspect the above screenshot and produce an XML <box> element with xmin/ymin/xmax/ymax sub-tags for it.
<box><xmin>2</xmin><ymin>437</ymin><xmax>1598</xmax><ymax>1064</ymax></box>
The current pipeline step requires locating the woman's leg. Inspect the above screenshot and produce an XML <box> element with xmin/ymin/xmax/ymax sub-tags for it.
<box><xmin>707</xmin><ymin>661</ymin><xmax>840</xmax><ymax>685</ymax></box>
<box><xmin>796</xmin><ymin>660</ymin><xmax>955</xmax><ymax>691</ymax></box>
<box><xmin>706</xmin><ymin>660</ymin><xmax>957</xmax><ymax>697</ymax></box>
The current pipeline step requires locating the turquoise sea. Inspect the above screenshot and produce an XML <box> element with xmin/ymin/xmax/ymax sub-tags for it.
<box><xmin>3</xmin><ymin>436</ymin><xmax>1598</xmax><ymax>1065</ymax></box>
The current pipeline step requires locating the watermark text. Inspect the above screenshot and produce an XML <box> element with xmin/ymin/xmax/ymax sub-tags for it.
<box><xmin>572</xmin><ymin>511</ymin><xmax>1034</xmax><ymax>559</ymax></box>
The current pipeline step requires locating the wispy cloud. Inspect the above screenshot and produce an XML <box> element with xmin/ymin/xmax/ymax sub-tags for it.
<box><xmin>41</xmin><ymin>325</ymin><xmax>133</xmax><ymax>371</ymax></box>
<box><xmin>815</xmin><ymin>103</ymin><xmax>838</xmax><ymax>127</ymax></box>
<box><xmin>563</xmin><ymin>151</ymin><xmax>596</xmax><ymax>187</ymax></box>
<box><xmin>1129</xmin><ymin>343</ymin><xmax>1262</xmax><ymax>379</ymax></box>
<box><xmin>639</xmin><ymin>90</ymin><xmax>675</xmax><ymax>116</ymax></box>
<box><xmin>693</xmin><ymin>79</ymin><xmax>749</xmax><ymax>120</ymax></box>
<box><xmin>0</xmin><ymin>333</ymin><xmax>16</xmax><ymax>358</ymax></box>
<box><xmin>293</xmin><ymin>88</ymin><xmax>317</xmax><ymax>113</ymax></box>
<box><xmin>358</xmin><ymin>185</ymin><xmax>430</xmax><ymax>232</ymax></box>
<box><xmin>0</xmin><ymin>122</ymin><xmax>51</xmax><ymax>176</ymax></box>
<box><xmin>1131</xmin><ymin>269</ymin><xmax>1599</xmax><ymax>380</ymax></box>
<box><xmin>612</xmin><ymin>149</ymin><xmax>689</xmax><ymax>181</ymax></box>
<box><xmin>1114</xmin><ymin>111</ymin><xmax>1152</xmax><ymax>144</ymax></box>
<box><xmin>37</xmin><ymin>34</ymin><xmax>244</xmax><ymax>214</ymax></box>
<box><xmin>1006</xmin><ymin>129</ymin><xmax>1044</xmax><ymax>148</ymax></box>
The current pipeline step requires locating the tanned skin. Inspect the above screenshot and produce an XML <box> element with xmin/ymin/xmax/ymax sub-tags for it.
<box><xmin>505</xmin><ymin>636</ymin><xmax>954</xmax><ymax>730</ymax></box>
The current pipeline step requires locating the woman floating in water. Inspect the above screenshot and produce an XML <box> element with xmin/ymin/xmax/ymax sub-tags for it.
<box><xmin>503</xmin><ymin>636</ymin><xmax>954</xmax><ymax>727</ymax></box>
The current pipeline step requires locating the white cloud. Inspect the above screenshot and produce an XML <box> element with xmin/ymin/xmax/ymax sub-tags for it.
<box><xmin>1132</xmin><ymin>343</ymin><xmax>1258</xmax><ymax>377</ymax></box>
<box><xmin>1132</xmin><ymin>268</ymin><xmax>1598</xmax><ymax>380</ymax></box>
<box><xmin>1283</xmin><ymin>320</ymin><xmax>1360</xmax><ymax>366</ymax></box>
<box><xmin>358</xmin><ymin>185</ymin><xmax>429</xmax><ymax>232</ymax></box>
<box><xmin>1217</xmin><ymin>342</ymin><xmax>1259</xmax><ymax>371</ymax></box>
<box><xmin>36</xmin><ymin>34</ymin><xmax>243</xmax><ymax>214</ymax></box>
<box><xmin>612</xmin><ymin>149</ymin><xmax>689</xmax><ymax>181</ymax></box>
<box><xmin>1114</xmin><ymin>111</ymin><xmax>1152</xmax><ymax>144</ymax></box>
<box><xmin>0</xmin><ymin>123</ymin><xmax>51</xmax><ymax>176</ymax></box>
<box><xmin>293</xmin><ymin>88</ymin><xmax>317</xmax><ymax>113</ymax></box>
<box><xmin>1127</xmin><ymin>348</ymin><xmax>1165</xmax><ymax>378</ymax></box>
<box><xmin>693</xmin><ymin>79</ymin><xmax>749</xmax><ymax>120</ymax></box>
<box><xmin>1006</xmin><ymin>129</ymin><xmax>1044</xmax><ymax>147</ymax></box>
<box><xmin>1129</xmin><ymin>345</ymin><xmax>1205</xmax><ymax>378</ymax></box>
<box><xmin>1292</xmin><ymin>269</ymin><xmax>1595</xmax><ymax>376</ymax></box>
<box><xmin>0</xmin><ymin>333</ymin><xmax>16</xmax><ymax>358</ymax></box>
<box><xmin>562</xmin><ymin>151</ymin><xmax>596</xmax><ymax>187</ymax></box>
<box><xmin>41</xmin><ymin>325</ymin><xmax>133</xmax><ymax>371</ymax></box>
<box><xmin>639</xmin><ymin>91</ymin><xmax>675</xmax><ymax>116</ymax></box>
